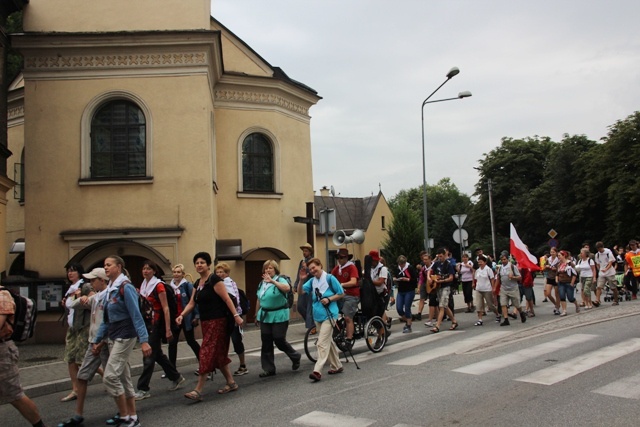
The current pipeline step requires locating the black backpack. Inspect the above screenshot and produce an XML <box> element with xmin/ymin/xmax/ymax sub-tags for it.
<box><xmin>276</xmin><ymin>275</ymin><xmax>294</xmax><ymax>309</ymax></box>
<box><xmin>0</xmin><ymin>287</ymin><xmax>37</xmax><ymax>342</ymax></box>
<box><xmin>160</xmin><ymin>284</ymin><xmax>179</xmax><ymax>332</ymax></box>
<box><xmin>238</xmin><ymin>289</ymin><xmax>250</xmax><ymax>315</ymax></box>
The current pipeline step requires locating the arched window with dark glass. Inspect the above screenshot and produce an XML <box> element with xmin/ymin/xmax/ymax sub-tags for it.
<box><xmin>90</xmin><ymin>101</ymin><xmax>146</xmax><ymax>179</ymax></box>
<box><xmin>242</xmin><ymin>133</ymin><xmax>274</xmax><ymax>192</ymax></box>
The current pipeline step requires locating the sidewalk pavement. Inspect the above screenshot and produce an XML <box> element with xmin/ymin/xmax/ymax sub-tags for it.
<box><xmin>14</xmin><ymin>279</ymin><xmax>634</xmax><ymax>398</ymax></box>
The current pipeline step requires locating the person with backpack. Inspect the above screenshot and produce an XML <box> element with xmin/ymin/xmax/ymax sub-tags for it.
<box><xmin>214</xmin><ymin>262</ymin><xmax>248</xmax><ymax>377</ymax></box>
<box><xmin>61</xmin><ymin>263</ymin><xmax>94</xmax><ymax>403</ymax></box>
<box><xmin>369</xmin><ymin>250</ymin><xmax>392</xmax><ymax>328</ymax></box>
<box><xmin>497</xmin><ymin>252</ymin><xmax>526</xmax><ymax>325</ymax></box>
<box><xmin>0</xmin><ymin>286</ymin><xmax>47</xmax><ymax>427</ymax></box>
<box><xmin>166</xmin><ymin>264</ymin><xmax>201</xmax><ymax>376</ymax></box>
<box><xmin>94</xmin><ymin>255</ymin><xmax>152</xmax><ymax>427</ymax></box>
<box><xmin>134</xmin><ymin>260</ymin><xmax>184</xmax><ymax>401</ymax></box>
<box><xmin>393</xmin><ymin>255</ymin><xmax>418</xmax><ymax>334</ymax></box>
<box><xmin>255</xmin><ymin>260</ymin><xmax>301</xmax><ymax>378</ymax></box>
<box><xmin>58</xmin><ymin>267</ymin><xmax>111</xmax><ymax>427</ymax></box>
<box><xmin>298</xmin><ymin>257</ymin><xmax>345</xmax><ymax>382</ymax></box>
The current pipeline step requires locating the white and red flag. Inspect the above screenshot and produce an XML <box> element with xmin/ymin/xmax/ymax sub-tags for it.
<box><xmin>510</xmin><ymin>223</ymin><xmax>540</xmax><ymax>271</ymax></box>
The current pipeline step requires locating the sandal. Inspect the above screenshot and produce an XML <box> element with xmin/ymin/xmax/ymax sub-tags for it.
<box><xmin>450</xmin><ymin>322</ymin><xmax>459</xmax><ymax>330</ymax></box>
<box><xmin>217</xmin><ymin>383</ymin><xmax>238</xmax><ymax>394</ymax></box>
<box><xmin>328</xmin><ymin>367</ymin><xmax>344</xmax><ymax>375</ymax></box>
<box><xmin>430</xmin><ymin>326</ymin><xmax>439</xmax><ymax>334</ymax></box>
<box><xmin>61</xmin><ymin>391</ymin><xmax>78</xmax><ymax>402</ymax></box>
<box><xmin>184</xmin><ymin>390</ymin><xmax>202</xmax><ymax>401</ymax></box>
<box><xmin>592</xmin><ymin>301</ymin><xmax>600</xmax><ymax>307</ymax></box>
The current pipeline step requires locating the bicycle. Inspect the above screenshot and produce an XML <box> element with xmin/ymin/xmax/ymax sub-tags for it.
<box><xmin>303</xmin><ymin>308</ymin><xmax>387</xmax><ymax>363</ymax></box>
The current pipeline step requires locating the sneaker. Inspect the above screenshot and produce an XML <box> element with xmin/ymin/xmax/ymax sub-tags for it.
<box><xmin>474</xmin><ymin>320</ymin><xmax>483</xmax><ymax>326</ymax></box>
<box><xmin>500</xmin><ymin>319</ymin><xmax>510</xmax><ymax>326</ymax></box>
<box><xmin>520</xmin><ymin>311</ymin><xmax>527</xmax><ymax>323</ymax></box>
<box><xmin>134</xmin><ymin>390</ymin><xmax>151</xmax><ymax>401</ymax></box>
<box><xmin>553</xmin><ymin>308</ymin><xmax>560</xmax><ymax>315</ymax></box>
<box><xmin>402</xmin><ymin>325</ymin><xmax>412</xmax><ymax>334</ymax></box>
<box><xmin>106</xmin><ymin>413</ymin><xmax>121</xmax><ymax>425</ymax></box>
<box><xmin>424</xmin><ymin>320</ymin><xmax>434</xmax><ymax>327</ymax></box>
<box><xmin>161</xmin><ymin>374</ymin><xmax>167</xmax><ymax>379</ymax></box>
<box><xmin>58</xmin><ymin>415</ymin><xmax>84</xmax><ymax>427</ymax></box>
<box><xmin>414</xmin><ymin>313</ymin><xmax>422</xmax><ymax>321</ymax></box>
<box><xmin>386</xmin><ymin>317</ymin><xmax>393</xmax><ymax>329</ymax></box>
<box><xmin>194</xmin><ymin>369</ymin><xmax>200</xmax><ymax>376</ymax></box>
<box><xmin>559</xmin><ymin>311</ymin><xmax>567</xmax><ymax>317</ymax></box>
<box><xmin>233</xmin><ymin>365</ymin><xmax>249</xmax><ymax>376</ymax></box>
<box><xmin>122</xmin><ymin>418</ymin><xmax>141</xmax><ymax>427</ymax></box>
<box><xmin>168</xmin><ymin>375</ymin><xmax>185</xmax><ymax>391</ymax></box>
<box><xmin>495</xmin><ymin>316</ymin><xmax>501</xmax><ymax>323</ymax></box>
<box><xmin>309</xmin><ymin>371</ymin><xmax>321</xmax><ymax>382</ymax></box>
<box><xmin>508</xmin><ymin>312</ymin><xmax>517</xmax><ymax>320</ymax></box>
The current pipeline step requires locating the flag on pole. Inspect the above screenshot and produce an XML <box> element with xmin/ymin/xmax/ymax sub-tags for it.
<box><xmin>510</xmin><ymin>223</ymin><xmax>540</xmax><ymax>271</ymax></box>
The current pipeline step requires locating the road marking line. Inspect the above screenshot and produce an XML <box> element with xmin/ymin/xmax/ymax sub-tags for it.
<box><xmin>592</xmin><ymin>372</ymin><xmax>640</xmax><ymax>399</ymax></box>
<box><xmin>389</xmin><ymin>331</ymin><xmax>512</xmax><ymax>366</ymax></box>
<box><xmin>515</xmin><ymin>337</ymin><xmax>640</xmax><ymax>385</ymax></box>
<box><xmin>453</xmin><ymin>333</ymin><xmax>597</xmax><ymax>375</ymax></box>
<box><xmin>292</xmin><ymin>410</ymin><xmax>376</xmax><ymax>427</ymax></box>
<box><xmin>355</xmin><ymin>331</ymin><xmax>462</xmax><ymax>362</ymax></box>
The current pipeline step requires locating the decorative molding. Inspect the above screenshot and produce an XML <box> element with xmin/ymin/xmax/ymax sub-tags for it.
<box><xmin>24</xmin><ymin>52</ymin><xmax>207</xmax><ymax>70</ymax></box>
<box><xmin>8</xmin><ymin>106</ymin><xmax>24</xmax><ymax>120</ymax></box>
<box><xmin>215</xmin><ymin>89</ymin><xmax>308</xmax><ymax>115</ymax></box>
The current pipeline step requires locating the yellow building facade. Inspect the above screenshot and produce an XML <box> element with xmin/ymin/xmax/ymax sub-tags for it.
<box><xmin>5</xmin><ymin>0</ymin><xmax>320</xmax><ymax>340</ymax></box>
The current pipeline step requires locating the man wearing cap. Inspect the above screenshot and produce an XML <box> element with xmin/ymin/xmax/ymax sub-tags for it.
<box><xmin>58</xmin><ymin>268</ymin><xmax>110</xmax><ymax>427</ymax></box>
<box><xmin>330</xmin><ymin>248</ymin><xmax>359</xmax><ymax>346</ymax></box>
<box><xmin>369</xmin><ymin>250</ymin><xmax>392</xmax><ymax>327</ymax></box>
<box><xmin>295</xmin><ymin>243</ymin><xmax>315</xmax><ymax>330</ymax></box>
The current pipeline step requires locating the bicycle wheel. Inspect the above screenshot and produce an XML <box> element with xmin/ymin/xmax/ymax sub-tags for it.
<box><xmin>304</xmin><ymin>326</ymin><xmax>318</xmax><ymax>362</ymax></box>
<box><xmin>365</xmin><ymin>316</ymin><xmax>387</xmax><ymax>353</ymax></box>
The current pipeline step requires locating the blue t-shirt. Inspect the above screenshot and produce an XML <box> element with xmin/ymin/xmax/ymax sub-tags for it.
<box><xmin>432</xmin><ymin>260</ymin><xmax>455</xmax><ymax>288</ymax></box>
<box><xmin>302</xmin><ymin>273</ymin><xmax>344</xmax><ymax>322</ymax></box>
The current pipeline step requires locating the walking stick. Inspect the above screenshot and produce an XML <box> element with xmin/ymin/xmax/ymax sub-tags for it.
<box><xmin>315</xmin><ymin>288</ymin><xmax>360</xmax><ymax>369</ymax></box>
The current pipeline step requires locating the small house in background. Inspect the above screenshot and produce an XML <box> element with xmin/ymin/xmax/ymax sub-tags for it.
<box><xmin>313</xmin><ymin>187</ymin><xmax>392</xmax><ymax>272</ymax></box>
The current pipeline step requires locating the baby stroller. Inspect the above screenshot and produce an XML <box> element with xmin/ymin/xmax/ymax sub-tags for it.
<box><xmin>603</xmin><ymin>279</ymin><xmax>630</xmax><ymax>302</ymax></box>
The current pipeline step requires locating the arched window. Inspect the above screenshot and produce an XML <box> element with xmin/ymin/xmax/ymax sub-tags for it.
<box><xmin>90</xmin><ymin>100</ymin><xmax>146</xmax><ymax>179</ymax></box>
<box><xmin>242</xmin><ymin>133</ymin><xmax>274</xmax><ymax>192</ymax></box>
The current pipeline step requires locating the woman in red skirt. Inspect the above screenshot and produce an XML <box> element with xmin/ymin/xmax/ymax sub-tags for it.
<box><xmin>176</xmin><ymin>252</ymin><xmax>243</xmax><ymax>401</ymax></box>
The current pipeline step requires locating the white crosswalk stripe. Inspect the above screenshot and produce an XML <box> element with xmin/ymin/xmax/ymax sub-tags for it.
<box><xmin>592</xmin><ymin>372</ymin><xmax>640</xmax><ymax>399</ymax></box>
<box><xmin>453</xmin><ymin>333</ymin><xmax>597</xmax><ymax>375</ymax></box>
<box><xmin>291</xmin><ymin>410</ymin><xmax>376</xmax><ymax>427</ymax></box>
<box><xmin>389</xmin><ymin>331</ymin><xmax>512</xmax><ymax>366</ymax></box>
<box><xmin>515</xmin><ymin>337</ymin><xmax>640</xmax><ymax>385</ymax></box>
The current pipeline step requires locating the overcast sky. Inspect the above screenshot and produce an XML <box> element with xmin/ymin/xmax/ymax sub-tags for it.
<box><xmin>211</xmin><ymin>0</ymin><xmax>640</xmax><ymax>200</ymax></box>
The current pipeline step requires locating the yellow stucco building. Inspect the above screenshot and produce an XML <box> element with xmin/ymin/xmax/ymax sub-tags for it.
<box><xmin>4</xmin><ymin>0</ymin><xmax>322</xmax><ymax>340</ymax></box>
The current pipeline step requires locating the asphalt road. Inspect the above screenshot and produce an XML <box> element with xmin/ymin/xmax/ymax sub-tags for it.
<box><xmin>2</xmin><ymin>306</ymin><xmax>640</xmax><ymax>427</ymax></box>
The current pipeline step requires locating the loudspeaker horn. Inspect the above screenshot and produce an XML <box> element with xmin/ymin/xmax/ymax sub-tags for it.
<box><xmin>332</xmin><ymin>229</ymin><xmax>366</xmax><ymax>246</ymax></box>
<box><xmin>332</xmin><ymin>230</ymin><xmax>347</xmax><ymax>246</ymax></box>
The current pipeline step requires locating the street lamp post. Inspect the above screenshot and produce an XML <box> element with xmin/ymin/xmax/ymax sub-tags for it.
<box><xmin>421</xmin><ymin>66</ymin><xmax>471</xmax><ymax>253</ymax></box>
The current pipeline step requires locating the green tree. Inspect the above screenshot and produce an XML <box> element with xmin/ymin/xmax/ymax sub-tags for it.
<box><xmin>381</xmin><ymin>201</ymin><xmax>423</xmax><ymax>266</ymax></box>
<box><xmin>601</xmin><ymin>111</ymin><xmax>640</xmax><ymax>244</ymax></box>
<box><xmin>470</xmin><ymin>137</ymin><xmax>552</xmax><ymax>254</ymax></box>
<box><xmin>5</xmin><ymin>11</ymin><xmax>23</xmax><ymax>84</ymax></box>
<box><xmin>389</xmin><ymin>178</ymin><xmax>472</xmax><ymax>259</ymax></box>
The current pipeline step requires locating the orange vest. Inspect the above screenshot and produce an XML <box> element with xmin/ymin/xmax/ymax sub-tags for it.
<box><xmin>625</xmin><ymin>251</ymin><xmax>640</xmax><ymax>277</ymax></box>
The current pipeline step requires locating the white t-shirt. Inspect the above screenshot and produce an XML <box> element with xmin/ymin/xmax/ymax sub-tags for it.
<box><xmin>458</xmin><ymin>260</ymin><xmax>474</xmax><ymax>282</ymax></box>
<box><xmin>576</xmin><ymin>258</ymin><xmax>595</xmax><ymax>278</ymax></box>
<box><xmin>595</xmin><ymin>248</ymin><xmax>616</xmax><ymax>277</ymax></box>
<box><xmin>474</xmin><ymin>266</ymin><xmax>495</xmax><ymax>292</ymax></box>
<box><xmin>371</xmin><ymin>263</ymin><xmax>389</xmax><ymax>294</ymax></box>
